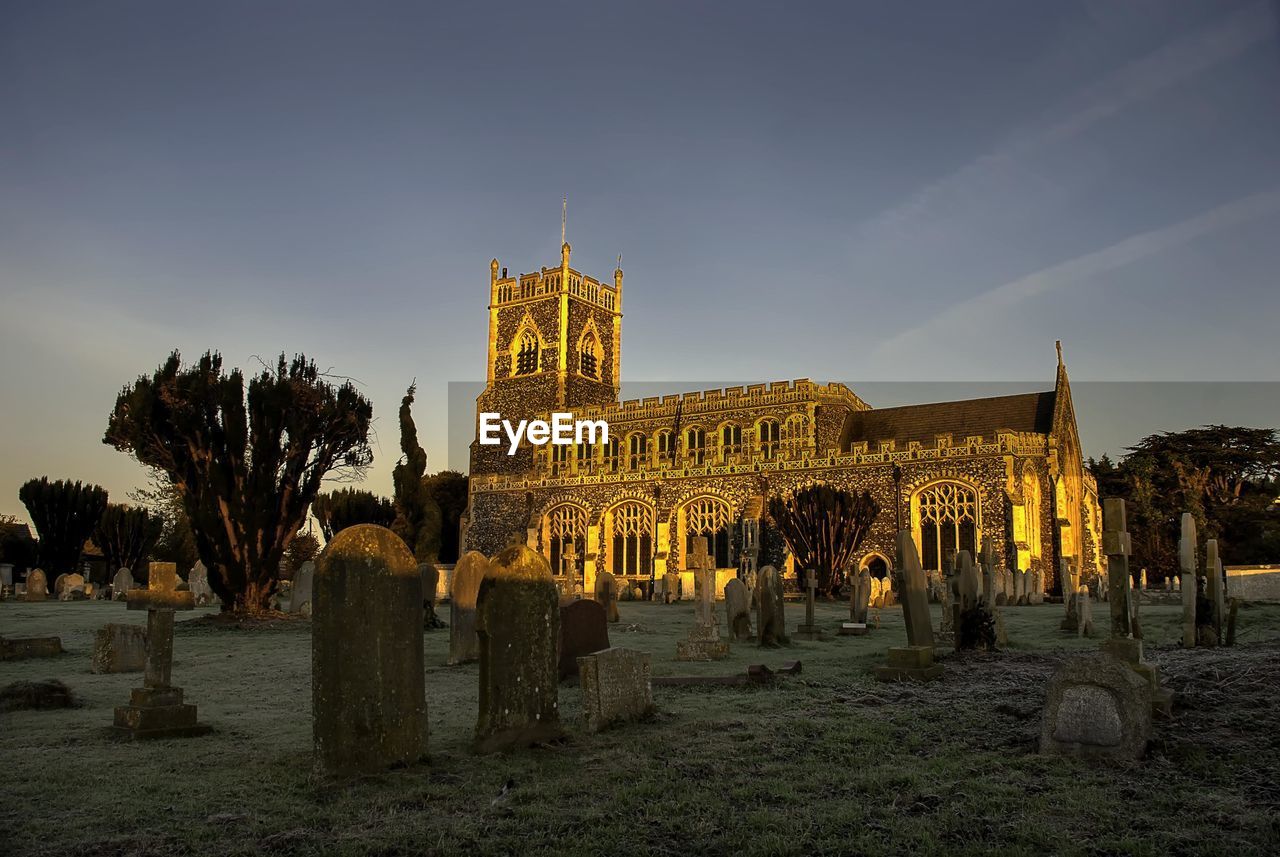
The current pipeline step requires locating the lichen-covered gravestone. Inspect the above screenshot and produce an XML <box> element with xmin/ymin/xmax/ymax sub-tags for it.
<box><xmin>291</xmin><ymin>561</ymin><xmax>315</xmax><ymax>616</ymax></box>
<box><xmin>676</xmin><ymin>538</ymin><xmax>729</xmax><ymax>659</ymax></box>
<box><xmin>312</xmin><ymin>525</ymin><xmax>426</xmax><ymax>776</ymax></box>
<box><xmin>24</xmin><ymin>569</ymin><xmax>48</xmax><ymax>602</ymax></box>
<box><xmin>578</xmin><ymin>648</ymin><xmax>655</xmax><ymax>733</ymax></box>
<box><xmin>188</xmin><ymin>562</ymin><xmax>215</xmax><ymax>607</ymax></box>
<box><xmin>755</xmin><ymin>565</ymin><xmax>787</xmax><ymax>647</ymax></box>
<box><xmin>113</xmin><ymin>562</ymin><xmax>211</xmax><ymax>739</ymax></box>
<box><xmin>723</xmin><ymin>577</ymin><xmax>752</xmax><ymax>641</ymax></box>
<box><xmin>1040</xmin><ymin>654</ymin><xmax>1152</xmax><ymax>760</ymax></box>
<box><xmin>92</xmin><ymin>623</ymin><xmax>147</xmax><ymax>674</ymax></box>
<box><xmin>594</xmin><ymin>570</ymin><xmax>621</xmax><ymax>623</ymax></box>
<box><xmin>449</xmin><ymin>551</ymin><xmax>489</xmax><ymax>665</ymax></box>
<box><xmin>475</xmin><ymin>544</ymin><xmax>564</xmax><ymax>753</ymax></box>
<box><xmin>875</xmin><ymin>530</ymin><xmax>942</xmax><ymax>682</ymax></box>
<box><xmin>57</xmin><ymin>573</ymin><xmax>86</xmax><ymax>601</ymax></box>
<box><xmin>558</xmin><ymin>598</ymin><xmax>610</xmax><ymax>681</ymax></box>
<box><xmin>112</xmin><ymin>567</ymin><xmax>134</xmax><ymax>601</ymax></box>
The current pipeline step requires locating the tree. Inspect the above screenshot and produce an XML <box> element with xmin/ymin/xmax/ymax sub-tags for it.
<box><xmin>128</xmin><ymin>468</ymin><xmax>199</xmax><ymax>577</ymax></box>
<box><xmin>768</xmin><ymin>484</ymin><xmax>880</xmax><ymax>599</ymax></box>
<box><xmin>18</xmin><ymin>477</ymin><xmax>108</xmax><ymax>576</ymax></box>
<box><xmin>391</xmin><ymin>383</ymin><xmax>442</xmax><ymax>563</ymax></box>
<box><xmin>312</xmin><ymin>488</ymin><xmax>395</xmax><ymax>542</ymax></box>
<box><xmin>104</xmin><ymin>351</ymin><xmax>373</xmax><ymax>614</ymax></box>
<box><xmin>94</xmin><ymin>504</ymin><xmax>163</xmax><ymax>575</ymax></box>
<box><xmin>281</xmin><ymin>530</ymin><xmax>320</xmax><ymax>580</ymax></box>
<box><xmin>424</xmin><ymin>471</ymin><xmax>468</xmax><ymax>563</ymax></box>
<box><xmin>0</xmin><ymin>514</ymin><xmax>37</xmax><ymax>571</ymax></box>
<box><xmin>1088</xmin><ymin>425</ymin><xmax>1280</xmax><ymax>578</ymax></box>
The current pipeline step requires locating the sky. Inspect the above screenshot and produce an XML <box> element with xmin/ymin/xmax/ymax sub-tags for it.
<box><xmin>2</xmin><ymin>1</ymin><xmax>1279</xmax><ymax>522</ymax></box>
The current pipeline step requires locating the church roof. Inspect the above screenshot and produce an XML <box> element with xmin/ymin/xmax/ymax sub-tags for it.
<box><xmin>838</xmin><ymin>391</ymin><xmax>1057</xmax><ymax>449</ymax></box>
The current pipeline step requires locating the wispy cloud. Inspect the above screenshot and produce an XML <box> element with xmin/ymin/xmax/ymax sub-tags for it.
<box><xmin>857</xmin><ymin>1</ymin><xmax>1276</xmax><ymax>246</ymax></box>
<box><xmin>872</xmin><ymin>187</ymin><xmax>1280</xmax><ymax>358</ymax></box>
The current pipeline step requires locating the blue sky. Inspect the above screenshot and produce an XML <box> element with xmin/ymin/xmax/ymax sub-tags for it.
<box><xmin>2</xmin><ymin>1</ymin><xmax>1279</xmax><ymax>520</ymax></box>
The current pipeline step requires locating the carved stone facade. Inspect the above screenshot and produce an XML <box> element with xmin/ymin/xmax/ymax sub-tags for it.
<box><xmin>467</xmin><ymin>248</ymin><xmax>1102</xmax><ymax>598</ymax></box>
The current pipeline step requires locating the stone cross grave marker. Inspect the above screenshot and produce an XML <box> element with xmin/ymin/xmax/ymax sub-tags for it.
<box><xmin>676</xmin><ymin>537</ymin><xmax>729</xmax><ymax>660</ymax></box>
<box><xmin>795</xmin><ymin>568</ymin><xmax>828</xmax><ymax>641</ymax></box>
<box><xmin>1179</xmin><ymin>512</ymin><xmax>1198</xmax><ymax>648</ymax></box>
<box><xmin>113</xmin><ymin>562</ymin><xmax>211</xmax><ymax>739</ymax></box>
<box><xmin>1102</xmin><ymin>499</ymin><xmax>1133</xmax><ymax>639</ymax></box>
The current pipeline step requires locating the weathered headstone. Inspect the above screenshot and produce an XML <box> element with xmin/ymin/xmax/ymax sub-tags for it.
<box><xmin>677</xmin><ymin>537</ymin><xmax>729</xmax><ymax>659</ymax></box>
<box><xmin>92</xmin><ymin>623</ymin><xmax>148</xmax><ymax>674</ymax></box>
<box><xmin>875</xmin><ymin>530</ymin><xmax>942</xmax><ymax>682</ymax></box>
<box><xmin>1059</xmin><ymin>557</ymin><xmax>1079</xmax><ymax>632</ymax></box>
<box><xmin>1040</xmin><ymin>654</ymin><xmax>1152</xmax><ymax>761</ymax></box>
<box><xmin>558</xmin><ymin>598</ymin><xmax>610</xmax><ymax>680</ymax></box>
<box><xmin>1012</xmin><ymin>568</ymin><xmax>1026</xmax><ymax>606</ymax></box>
<box><xmin>850</xmin><ymin>568</ymin><xmax>871</xmax><ymax>626</ymax></box>
<box><xmin>724</xmin><ymin>577</ymin><xmax>752</xmax><ymax>641</ymax></box>
<box><xmin>1076</xmin><ymin>585</ymin><xmax>1094</xmax><ymax>638</ymax></box>
<box><xmin>1206</xmin><ymin>539</ymin><xmax>1224</xmax><ymax>644</ymax></box>
<box><xmin>663</xmin><ymin>571</ymin><xmax>680</xmax><ymax>603</ymax></box>
<box><xmin>313</xmin><ymin>525</ymin><xmax>426</xmax><ymax>775</ymax></box>
<box><xmin>938</xmin><ymin>565</ymin><xmax>956</xmax><ymax>638</ymax></box>
<box><xmin>475</xmin><ymin>544</ymin><xmax>564</xmax><ymax>753</ymax></box>
<box><xmin>448</xmin><ymin>551</ymin><xmax>489</xmax><ymax>665</ymax></box>
<box><xmin>979</xmin><ymin>537</ymin><xmax>996</xmax><ymax>606</ymax></box>
<box><xmin>419</xmin><ymin>562</ymin><xmax>443</xmax><ymax>628</ymax></box>
<box><xmin>188</xmin><ymin>562</ymin><xmax>214</xmax><ymax>607</ymax></box>
<box><xmin>56</xmin><ymin>572</ymin><xmax>86</xmax><ymax>601</ymax></box>
<box><xmin>1179</xmin><ymin>512</ymin><xmax>1198</xmax><ymax>648</ymax></box>
<box><xmin>577</xmin><ymin>648</ymin><xmax>655</xmax><ymax>733</ymax></box>
<box><xmin>755</xmin><ymin>564</ymin><xmax>788</xmax><ymax>647</ymax></box>
<box><xmin>795</xmin><ymin>569</ymin><xmax>827</xmax><ymax>641</ymax></box>
<box><xmin>24</xmin><ymin>569</ymin><xmax>47</xmax><ymax>602</ymax></box>
<box><xmin>594</xmin><ymin>570</ymin><xmax>621</xmax><ymax>623</ymax></box>
<box><xmin>1028</xmin><ymin>569</ymin><xmax>1044</xmax><ymax>605</ymax></box>
<box><xmin>112</xmin><ymin>567</ymin><xmax>134</xmax><ymax>601</ymax></box>
<box><xmin>113</xmin><ymin>562</ymin><xmax>212</xmax><ymax>740</ymax></box>
<box><xmin>290</xmin><ymin>561</ymin><xmax>315</xmax><ymax>616</ymax></box>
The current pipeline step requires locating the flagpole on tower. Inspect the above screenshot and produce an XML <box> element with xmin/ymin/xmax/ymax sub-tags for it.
<box><xmin>562</xmin><ymin>195</ymin><xmax>567</xmax><ymax>246</ymax></box>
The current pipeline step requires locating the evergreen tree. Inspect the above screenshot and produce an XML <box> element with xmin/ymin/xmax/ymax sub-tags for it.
<box><xmin>423</xmin><ymin>470</ymin><xmax>468</xmax><ymax>563</ymax></box>
<box><xmin>94</xmin><ymin>504</ymin><xmax>163</xmax><ymax>575</ymax></box>
<box><xmin>312</xmin><ymin>488</ymin><xmax>396</xmax><ymax>542</ymax></box>
<box><xmin>104</xmin><ymin>351</ymin><xmax>373</xmax><ymax>614</ymax></box>
<box><xmin>768</xmin><ymin>484</ymin><xmax>880</xmax><ymax>598</ymax></box>
<box><xmin>391</xmin><ymin>383</ymin><xmax>442</xmax><ymax>563</ymax></box>
<box><xmin>18</xmin><ymin>477</ymin><xmax>108</xmax><ymax>576</ymax></box>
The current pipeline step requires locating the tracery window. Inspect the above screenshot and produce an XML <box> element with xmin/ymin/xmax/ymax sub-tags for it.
<box><xmin>547</xmin><ymin>504</ymin><xmax>586</xmax><ymax>578</ymax></box>
<box><xmin>576</xmin><ymin>441</ymin><xmax>593</xmax><ymax>473</ymax></box>
<box><xmin>684</xmin><ymin>497</ymin><xmax>731</xmax><ymax>569</ymax></box>
<box><xmin>550</xmin><ymin>442</ymin><xmax>570</xmax><ymax>475</ymax></box>
<box><xmin>783</xmin><ymin>414</ymin><xmax>807</xmax><ymax>456</ymax></box>
<box><xmin>686</xmin><ymin>427</ymin><xmax>707</xmax><ymax>466</ymax></box>
<box><xmin>514</xmin><ymin>329</ymin><xmax>539</xmax><ymax>376</ymax></box>
<box><xmin>603</xmin><ymin>437</ymin><xmax>620</xmax><ymax>473</ymax></box>
<box><xmin>579</xmin><ymin>331</ymin><xmax>599</xmax><ymax>379</ymax></box>
<box><xmin>720</xmin><ymin>424</ymin><xmax>743</xmax><ymax>463</ymax></box>
<box><xmin>627</xmin><ymin>433</ymin><xmax>648</xmax><ymax>470</ymax></box>
<box><xmin>917</xmin><ymin>482</ymin><xmax>979</xmax><ymax>572</ymax></box>
<box><xmin>757</xmin><ymin>419</ymin><xmax>780</xmax><ymax>460</ymax></box>
<box><xmin>611</xmin><ymin>502</ymin><xmax>653</xmax><ymax>578</ymax></box>
<box><xmin>655</xmin><ymin>430</ymin><xmax>674</xmax><ymax>465</ymax></box>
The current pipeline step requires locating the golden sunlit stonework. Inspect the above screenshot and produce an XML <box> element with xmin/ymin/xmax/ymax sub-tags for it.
<box><xmin>465</xmin><ymin>244</ymin><xmax>1102</xmax><ymax>599</ymax></box>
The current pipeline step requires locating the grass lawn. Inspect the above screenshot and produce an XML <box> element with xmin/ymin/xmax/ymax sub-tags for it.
<box><xmin>2</xmin><ymin>596</ymin><xmax>1280</xmax><ymax>856</ymax></box>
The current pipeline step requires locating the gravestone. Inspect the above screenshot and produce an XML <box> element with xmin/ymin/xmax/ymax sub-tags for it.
<box><xmin>113</xmin><ymin>562</ymin><xmax>212</xmax><ymax>740</ymax></box>
<box><xmin>937</xmin><ymin>566</ymin><xmax>955</xmax><ymax>639</ymax></box>
<box><xmin>577</xmin><ymin>648</ymin><xmax>655</xmax><ymax>734</ymax></box>
<box><xmin>594</xmin><ymin>570</ymin><xmax>621</xmax><ymax>623</ymax></box>
<box><xmin>313</xmin><ymin>525</ymin><xmax>426</xmax><ymax>775</ymax></box>
<box><xmin>1076</xmin><ymin>586</ymin><xmax>1094</xmax><ymax>638</ymax></box>
<box><xmin>1059</xmin><ymin>557</ymin><xmax>1079</xmax><ymax>632</ymax></box>
<box><xmin>1012</xmin><ymin>568</ymin><xmax>1026</xmax><ymax>606</ymax></box>
<box><xmin>875</xmin><ymin>530</ymin><xmax>942</xmax><ymax>682</ymax></box>
<box><xmin>1040</xmin><ymin>654</ymin><xmax>1152</xmax><ymax>761</ymax></box>
<box><xmin>92</xmin><ymin>623</ymin><xmax>148</xmax><ymax>674</ymax></box>
<box><xmin>188</xmin><ymin>562</ymin><xmax>214</xmax><ymax>607</ymax></box>
<box><xmin>755</xmin><ymin>565</ymin><xmax>788</xmax><ymax>647</ymax></box>
<box><xmin>980</xmin><ymin>537</ymin><xmax>996</xmax><ymax>606</ymax></box>
<box><xmin>24</xmin><ymin>569</ymin><xmax>47</xmax><ymax>602</ymax></box>
<box><xmin>663</xmin><ymin>571</ymin><xmax>680</xmax><ymax>603</ymax></box>
<box><xmin>795</xmin><ymin>569</ymin><xmax>827</xmax><ymax>641</ymax></box>
<box><xmin>420</xmin><ymin>562</ymin><xmax>443</xmax><ymax>628</ymax></box>
<box><xmin>850</xmin><ymin>568</ymin><xmax>871</xmax><ymax>626</ymax></box>
<box><xmin>1206</xmin><ymin>539</ymin><xmax>1224</xmax><ymax>644</ymax></box>
<box><xmin>1179</xmin><ymin>512</ymin><xmax>1198</xmax><ymax>648</ymax></box>
<box><xmin>677</xmin><ymin>538</ymin><xmax>729</xmax><ymax>659</ymax></box>
<box><xmin>290</xmin><ymin>561</ymin><xmax>315</xmax><ymax>616</ymax></box>
<box><xmin>53</xmin><ymin>573</ymin><xmax>67</xmax><ymax>597</ymax></box>
<box><xmin>112</xmin><ymin>567</ymin><xmax>134</xmax><ymax>601</ymax></box>
<box><xmin>1028</xmin><ymin>569</ymin><xmax>1044</xmax><ymax>605</ymax></box>
<box><xmin>558</xmin><ymin>599</ymin><xmax>610</xmax><ymax>680</ymax></box>
<box><xmin>57</xmin><ymin>573</ymin><xmax>86</xmax><ymax>601</ymax></box>
<box><xmin>724</xmin><ymin>577</ymin><xmax>752</xmax><ymax>641</ymax></box>
<box><xmin>475</xmin><ymin>544</ymin><xmax>564</xmax><ymax>753</ymax></box>
<box><xmin>449</xmin><ymin>551</ymin><xmax>489</xmax><ymax>665</ymax></box>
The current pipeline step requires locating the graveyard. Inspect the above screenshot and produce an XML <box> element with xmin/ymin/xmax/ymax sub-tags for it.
<box><xmin>4</xmin><ymin>592</ymin><xmax>1280</xmax><ymax>856</ymax></box>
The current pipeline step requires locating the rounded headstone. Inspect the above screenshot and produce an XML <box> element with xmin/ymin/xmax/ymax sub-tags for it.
<box><xmin>312</xmin><ymin>525</ymin><xmax>426</xmax><ymax>776</ymax></box>
<box><xmin>448</xmin><ymin>551</ymin><xmax>489</xmax><ymax>665</ymax></box>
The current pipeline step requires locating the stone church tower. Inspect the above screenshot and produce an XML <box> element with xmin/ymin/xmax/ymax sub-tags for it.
<box><xmin>471</xmin><ymin>243</ymin><xmax>623</xmax><ymax>479</ymax></box>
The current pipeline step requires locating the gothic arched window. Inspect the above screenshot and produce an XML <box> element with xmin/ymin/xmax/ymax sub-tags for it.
<box><xmin>610</xmin><ymin>502</ymin><xmax>653</xmax><ymax>578</ymax></box>
<box><xmin>757</xmin><ymin>419</ymin><xmax>780</xmax><ymax>460</ymax></box>
<box><xmin>604</xmin><ymin>436</ymin><xmax>620</xmax><ymax>473</ymax></box>
<box><xmin>684</xmin><ymin>497</ymin><xmax>731</xmax><ymax>569</ymax></box>
<box><xmin>655</xmin><ymin>430</ymin><xmax>674</xmax><ymax>465</ymax></box>
<box><xmin>686</xmin><ymin>427</ymin><xmax>707</xmax><ymax>466</ymax></box>
<box><xmin>720</xmin><ymin>424</ymin><xmax>743</xmax><ymax>463</ymax></box>
<box><xmin>546</xmin><ymin>504</ymin><xmax>586</xmax><ymax>578</ymax></box>
<box><xmin>917</xmin><ymin>482</ymin><xmax>979</xmax><ymax>572</ymax></box>
<box><xmin>579</xmin><ymin>331</ymin><xmax>599</xmax><ymax>379</ymax></box>
<box><xmin>627</xmin><ymin>433</ymin><xmax>648</xmax><ymax>470</ymax></box>
<box><xmin>514</xmin><ymin>329</ymin><xmax>539</xmax><ymax>376</ymax></box>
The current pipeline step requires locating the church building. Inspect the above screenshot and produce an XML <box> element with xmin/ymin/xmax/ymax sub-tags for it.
<box><xmin>464</xmin><ymin>242</ymin><xmax>1102</xmax><ymax>598</ymax></box>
